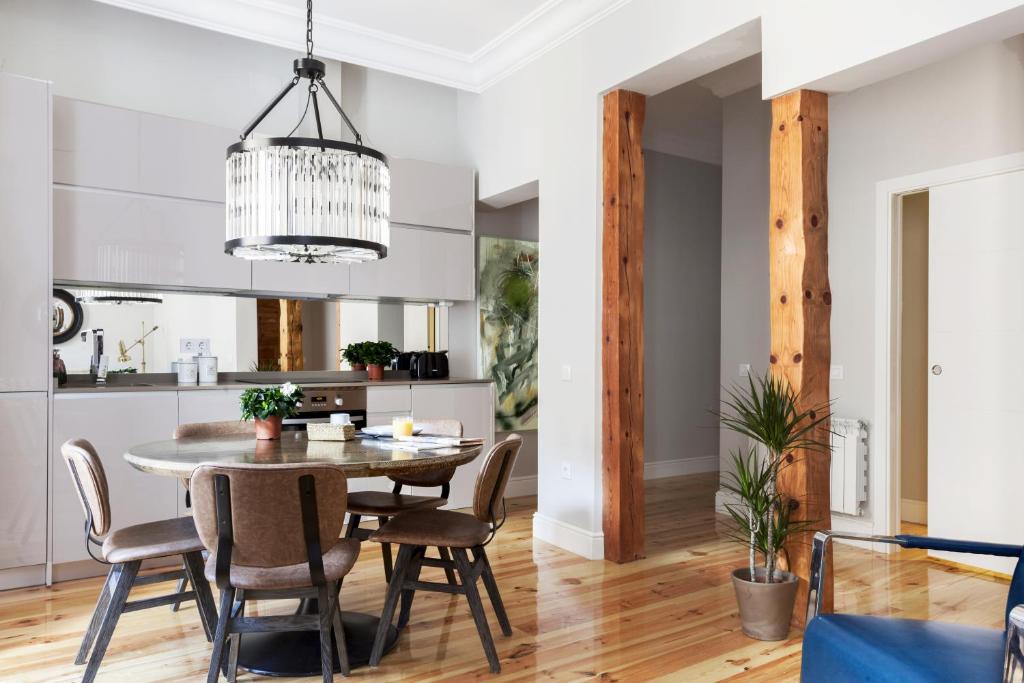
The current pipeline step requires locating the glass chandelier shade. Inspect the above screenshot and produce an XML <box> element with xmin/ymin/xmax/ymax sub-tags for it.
<box><xmin>74</xmin><ymin>289</ymin><xmax>163</xmax><ymax>305</ymax></box>
<box><xmin>224</xmin><ymin>0</ymin><xmax>389</xmax><ymax>264</ymax></box>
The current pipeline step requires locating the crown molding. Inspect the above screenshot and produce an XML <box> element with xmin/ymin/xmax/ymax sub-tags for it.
<box><xmin>93</xmin><ymin>0</ymin><xmax>633</xmax><ymax>93</ymax></box>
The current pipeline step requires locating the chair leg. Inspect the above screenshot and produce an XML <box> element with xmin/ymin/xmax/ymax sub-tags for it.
<box><xmin>437</xmin><ymin>546</ymin><xmax>458</xmax><ymax>585</ymax></box>
<box><xmin>317</xmin><ymin>585</ymin><xmax>337</xmax><ymax>683</ymax></box>
<box><xmin>473</xmin><ymin>546</ymin><xmax>512</xmax><ymax>637</ymax></box>
<box><xmin>183</xmin><ymin>551</ymin><xmax>218</xmax><ymax>642</ymax></box>
<box><xmin>331</xmin><ymin>583</ymin><xmax>350</xmax><ymax>677</ymax></box>
<box><xmin>377</xmin><ymin>516</ymin><xmax>393</xmax><ymax>583</ymax></box>
<box><xmin>452</xmin><ymin>548</ymin><xmax>501</xmax><ymax>673</ymax></box>
<box><xmin>369</xmin><ymin>544</ymin><xmax>415</xmax><ymax>667</ymax></box>
<box><xmin>207</xmin><ymin>587</ymin><xmax>235</xmax><ymax>683</ymax></box>
<box><xmin>170</xmin><ymin>561</ymin><xmax>188</xmax><ymax>612</ymax></box>
<box><xmin>344</xmin><ymin>513</ymin><xmax>362</xmax><ymax>539</ymax></box>
<box><xmin>226</xmin><ymin>590</ymin><xmax>244</xmax><ymax>683</ymax></box>
<box><xmin>398</xmin><ymin>546</ymin><xmax>425</xmax><ymax>629</ymax></box>
<box><xmin>81</xmin><ymin>560</ymin><xmax>140</xmax><ymax>683</ymax></box>
<box><xmin>74</xmin><ymin>564</ymin><xmax>118</xmax><ymax>665</ymax></box>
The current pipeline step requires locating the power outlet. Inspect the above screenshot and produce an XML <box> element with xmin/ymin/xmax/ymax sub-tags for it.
<box><xmin>561</xmin><ymin>462</ymin><xmax>573</xmax><ymax>480</ymax></box>
<box><xmin>738</xmin><ymin>363</ymin><xmax>751</xmax><ymax>377</ymax></box>
<box><xmin>830</xmin><ymin>364</ymin><xmax>845</xmax><ymax>380</ymax></box>
<box><xmin>180</xmin><ymin>338</ymin><xmax>211</xmax><ymax>355</ymax></box>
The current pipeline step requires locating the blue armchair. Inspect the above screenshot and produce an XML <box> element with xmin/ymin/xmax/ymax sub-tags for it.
<box><xmin>801</xmin><ymin>531</ymin><xmax>1024</xmax><ymax>682</ymax></box>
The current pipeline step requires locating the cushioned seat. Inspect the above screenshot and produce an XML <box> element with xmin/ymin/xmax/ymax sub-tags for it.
<box><xmin>371</xmin><ymin>508</ymin><xmax>491</xmax><ymax>548</ymax></box>
<box><xmin>204</xmin><ymin>537</ymin><xmax>360</xmax><ymax>590</ymax></box>
<box><xmin>802</xmin><ymin>614</ymin><xmax>1005</xmax><ymax>683</ymax></box>
<box><xmin>346</xmin><ymin>491</ymin><xmax>447</xmax><ymax>516</ymax></box>
<box><xmin>101</xmin><ymin>516</ymin><xmax>205</xmax><ymax>564</ymax></box>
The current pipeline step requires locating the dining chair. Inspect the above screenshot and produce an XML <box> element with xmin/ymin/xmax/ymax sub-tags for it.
<box><xmin>190</xmin><ymin>462</ymin><xmax>360</xmax><ymax>683</ymax></box>
<box><xmin>60</xmin><ymin>438</ymin><xmax>218</xmax><ymax>683</ymax></box>
<box><xmin>801</xmin><ymin>530</ymin><xmax>1024</xmax><ymax>681</ymax></box>
<box><xmin>368</xmin><ymin>434</ymin><xmax>523</xmax><ymax>673</ymax></box>
<box><xmin>168</xmin><ymin>420</ymin><xmax>256</xmax><ymax>612</ymax></box>
<box><xmin>345</xmin><ymin>419</ymin><xmax>463</xmax><ymax>584</ymax></box>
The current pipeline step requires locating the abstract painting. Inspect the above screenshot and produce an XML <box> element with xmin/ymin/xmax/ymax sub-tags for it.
<box><xmin>479</xmin><ymin>236</ymin><xmax>538</xmax><ymax>430</ymax></box>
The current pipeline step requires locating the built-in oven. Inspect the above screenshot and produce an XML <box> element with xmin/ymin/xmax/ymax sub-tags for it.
<box><xmin>281</xmin><ymin>385</ymin><xmax>367</xmax><ymax>431</ymax></box>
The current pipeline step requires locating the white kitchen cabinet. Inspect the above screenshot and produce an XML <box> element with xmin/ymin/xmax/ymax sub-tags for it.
<box><xmin>53</xmin><ymin>97</ymin><xmax>140</xmax><ymax>193</ymax></box>
<box><xmin>178</xmin><ymin>389</ymin><xmax>246</xmax><ymax>425</ymax></box>
<box><xmin>139</xmin><ymin>112</ymin><xmax>235</xmax><ymax>203</ymax></box>
<box><xmin>0</xmin><ymin>74</ymin><xmax>51</xmax><ymax>392</ymax></box>
<box><xmin>411</xmin><ymin>383</ymin><xmax>495</xmax><ymax>510</ymax></box>
<box><xmin>366</xmin><ymin>385</ymin><xmax>412</xmax><ymax>414</ymax></box>
<box><xmin>0</xmin><ymin>394</ymin><xmax>47</xmax><ymax>570</ymax></box>
<box><xmin>390</xmin><ymin>158</ymin><xmax>474</xmax><ymax>232</ymax></box>
<box><xmin>51</xmin><ymin>393</ymin><xmax>180</xmax><ymax>566</ymax></box>
<box><xmin>53</xmin><ymin>186</ymin><xmax>250</xmax><ymax>291</ymax></box>
<box><xmin>349</xmin><ymin>226</ymin><xmax>474</xmax><ymax>301</ymax></box>
<box><xmin>251</xmin><ymin>261</ymin><xmax>350</xmax><ymax>297</ymax></box>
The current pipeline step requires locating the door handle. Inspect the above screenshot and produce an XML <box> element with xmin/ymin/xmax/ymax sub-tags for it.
<box><xmin>931</xmin><ymin>364</ymin><xmax>943</xmax><ymax>376</ymax></box>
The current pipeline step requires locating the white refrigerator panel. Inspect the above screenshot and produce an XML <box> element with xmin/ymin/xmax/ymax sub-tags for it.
<box><xmin>0</xmin><ymin>393</ymin><xmax>48</xmax><ymax>569</ymax></box>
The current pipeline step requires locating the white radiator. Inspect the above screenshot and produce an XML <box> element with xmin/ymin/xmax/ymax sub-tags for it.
<box><xmin>830</xmin><ymin>418</ymin><xmax>868</xmax><ymax>516</ymax></box>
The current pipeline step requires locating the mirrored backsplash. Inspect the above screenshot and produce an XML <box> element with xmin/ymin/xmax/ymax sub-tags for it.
<box><xmin>54</xmin><ymin>288</ymin><xmax>449</xmax><ymax>374</ymax></box>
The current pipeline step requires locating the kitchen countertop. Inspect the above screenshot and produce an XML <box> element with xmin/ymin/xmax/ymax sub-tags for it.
<box><xmin>55</xmin><ymin>371</ymin><xmax>492</xmax><ymax>394</ymax></box>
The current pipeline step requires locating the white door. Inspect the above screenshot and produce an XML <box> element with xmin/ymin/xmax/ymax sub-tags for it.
<box><xmin>928</xmin><ymin>170</ymin><xmax>1024</xmax><ymax>574</ymax></box>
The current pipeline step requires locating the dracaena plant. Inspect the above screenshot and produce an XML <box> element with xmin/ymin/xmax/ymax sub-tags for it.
<box><xmin>717</xmin><ymin>372</ymin><xmax>831</xmax><ymax>583</ymax></box>
<box><xmin>239</xmin><ymin>382</ymin><xmax>304</xmax><ymax>421</ymax></box>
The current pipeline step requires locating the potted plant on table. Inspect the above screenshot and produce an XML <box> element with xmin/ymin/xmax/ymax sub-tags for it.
<box><xmin>718</xmin><ymin>372</ymin><xmax>830</xmax><ymax>641</ymax></box>
<box><xmin>239</xmin><ymin>382</ymin><xmax>304</xmax><ymax>440</ymax></box>
<box><xmin>341</xmin><ymin>342</ymin><xmax>368</xmax><ymax>371</ymax></box>
<box><xmin>361</xmin><ymin>341</ymin><xmax>399</xmax><ymax>381</ymax></box>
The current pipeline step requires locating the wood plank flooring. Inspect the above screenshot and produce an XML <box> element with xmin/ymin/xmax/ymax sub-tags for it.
<box><xmin>0</xmin><ymin>473</ymin><xmax>1008</xmax><ymax>681</ymax></box>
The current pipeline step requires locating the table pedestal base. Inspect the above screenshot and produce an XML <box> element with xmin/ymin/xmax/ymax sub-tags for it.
<box><xmin>237</xmin><ymin>611</ymin><xmax>399</xmax><ymax>676</ymax></box>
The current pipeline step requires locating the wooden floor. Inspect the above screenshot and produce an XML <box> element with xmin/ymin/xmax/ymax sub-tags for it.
<box><xmin>0</xmin><ymin>473</ymin><xmax>1008</xmax><ymax>682</ymax></box>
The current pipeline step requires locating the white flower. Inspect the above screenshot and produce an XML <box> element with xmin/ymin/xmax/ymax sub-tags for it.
<box><xmin>281</xmin><ymin>382</ymin><xmax>298</xmax><ymax>397</ymax></box>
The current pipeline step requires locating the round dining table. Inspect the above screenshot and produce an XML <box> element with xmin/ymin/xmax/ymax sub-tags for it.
<box><xmin>124</xmin><ymin>431</ymin><xmax>483</xmax><ymax>676</ymax></box>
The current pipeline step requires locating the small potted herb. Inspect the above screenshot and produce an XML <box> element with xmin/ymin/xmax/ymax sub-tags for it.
<box><xmin>717</xmin><ymin>372</ymin><xmax>830</xmax><ymax>640</ymax></box>
<box><xmin>361</xmin><ymin>341</ymin><xmax>399</xmax><ymax>381</ymax></box>
<box><xmin>239</xmin><ymin>382</ymin><xmax>304</xmax><ymax>439</ymax></box>
<box><xmin>341</xmin><ymin>342</ymin><xmax>367</xmax><ymax>371</ymax></box>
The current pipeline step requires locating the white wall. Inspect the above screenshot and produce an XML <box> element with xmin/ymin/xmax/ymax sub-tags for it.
<box><xmin>643</xmin><ymin>150</ymin><xmax>721</xmax><ymax>474</ymax></box>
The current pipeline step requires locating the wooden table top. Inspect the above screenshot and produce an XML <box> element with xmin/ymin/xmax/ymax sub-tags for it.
<box><xmin>124</xmin><ymin>432</ymin><xmax>483</xmax><ymax>478</ymax></box>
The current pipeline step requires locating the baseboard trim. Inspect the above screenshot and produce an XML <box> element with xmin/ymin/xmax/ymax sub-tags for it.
<box><xmin>901</xmin><ymin>498</ymin><xmax>928</xmax><ymax>525</ymax></box>
<box><xmin>645</xmin><ymin>455</ymin><xmax>719</xmax><ymax>480</ymax></box>
<box><xmin>506</xmin><ymin>474</ymin><xmax>537</xmax><ymax>498</ymax></box>
<box><xmin>532</xmin><ymin>512</ymin><xmax>604</xmax><ymax>560</ymax></box>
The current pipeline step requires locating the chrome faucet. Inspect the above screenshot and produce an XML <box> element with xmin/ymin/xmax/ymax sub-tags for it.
<box><xmin>81</xmin><ymin>328</ymin><xmax>107</xmax><ymax>384</ymax></box>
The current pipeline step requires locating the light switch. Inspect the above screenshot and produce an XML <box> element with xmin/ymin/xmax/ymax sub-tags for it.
<box><xmin>561</xmin><ymin>462</ymin><xmax>573</xmax><ymax>479</ymax></box>
<box><xmin>561</xmin><ymin>364</ymin><xmax>572</xmax><ymax>382</ymax></box>
<box><xmin>830</xmin><ymin>364</ymin><xmax>844</xmax><ymax>380</ymax></box>
<box><xmin>738</xmin><ymin>364</ymin><xmax>751</xmax><ymax>377</ymax></box>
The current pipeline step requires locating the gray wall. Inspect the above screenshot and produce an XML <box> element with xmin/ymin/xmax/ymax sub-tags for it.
<box><xmin>644</xmin><ymin>150</ymin><xmax>722</xmax><ymax>470</ymax></box>
<box><xmin>718</xmin><ymin>86</ymin><xmax>772</xmax><ymax>473</ymax></box>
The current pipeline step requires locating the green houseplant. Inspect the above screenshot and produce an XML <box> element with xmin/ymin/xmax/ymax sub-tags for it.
<box><xmin>239</xmin><ymin>382</ymin><xmax>304</xmax><ymax>439</ymax></box>
<box><xmin>341</xmin><ymin>342</ymin><xmax>368</xmax><ymax>371</ymax></box>
<box><xmin>718</xmin><ymin>371</ymin><xmax>830</xmax><ymax>640</ymax></box>
<box><xmin>360</xmin><ymin>341</ymin><xmax>399</xmax><ymax>381</ymax></box>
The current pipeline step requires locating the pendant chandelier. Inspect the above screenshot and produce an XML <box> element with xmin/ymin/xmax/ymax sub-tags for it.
<box><xmin>225</xmin><ymin>0</ymin><xmax>389</xmax><ymax>264</ymax></box>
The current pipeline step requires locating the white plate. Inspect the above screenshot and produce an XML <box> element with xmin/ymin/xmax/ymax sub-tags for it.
<box><xmin>361</xmin><ymin>424</ymin><xmax>425</xmax><ymax>438</ymax></box>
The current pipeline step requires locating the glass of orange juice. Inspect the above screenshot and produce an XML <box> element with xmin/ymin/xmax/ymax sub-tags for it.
<box><xmin>392</xmin><ymin>415</ymin><xmax>414</xmax><ymax>438</ymax></box>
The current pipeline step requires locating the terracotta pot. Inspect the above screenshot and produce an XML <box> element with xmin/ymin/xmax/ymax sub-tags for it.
<box><xmin>366</xmin><ymin>363</ymin><xmax>384</xmax><ymax>381</ymax></box>
<box><xmin>254</xmin><ymin>415</ymin><xmax>283</xmax><ymax>440</ymax></box>
<box><xmin>351</xmin><ymin>363</ymin><xmax>367</xmax><ymax>371</ymax></box>
<box><xmin>731</xmin><ymin>567</ymin><xmax>799</xmax><ymax>641</ymax></box>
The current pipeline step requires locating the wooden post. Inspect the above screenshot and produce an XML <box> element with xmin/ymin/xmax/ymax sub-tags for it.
<box><xmin>256</xmin><ymin>299</ymin><xmax>281</xmax><ymax>371</ymax></box>
<box><xmin>279</xmin><ymin>300</ymin><xmax>304</xmax><ymax>371</ymax></box>
<box><xmin>769</xmin><ymin>89</ymin><xmax>832</xmax><ymax>621</ymax></box>
<box><xmin>602</xmin><ymin>89</ymin><xmax>646</xmax><ymax>563</ymax></box>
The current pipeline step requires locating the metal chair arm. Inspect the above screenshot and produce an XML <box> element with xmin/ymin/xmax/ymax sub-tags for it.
<box><xmin>806</xmin><ymin>531</ymin><xmax>906</xmax><ymax>623</ymax></box>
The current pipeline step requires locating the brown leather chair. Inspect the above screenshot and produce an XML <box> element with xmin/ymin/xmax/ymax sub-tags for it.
<box><xmin>60</xmin><ymin>438</ymin><xmax>218</xmax><ymax>683</ymax></box>
<box><xmin>369</xmin><ymin>434</ymin><xmax>523</xmax><ymax>673</ymax></box>
<box><xmin>345</xmin><ymin>419</ymin><xmax>463</xmax><ymax>583</ymax></box>
<box><xmin>190</xmin><ymin>462</ymin><xmax>360</xmax><ymax>682</ymax></box>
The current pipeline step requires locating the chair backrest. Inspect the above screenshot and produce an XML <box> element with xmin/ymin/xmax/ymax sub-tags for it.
<box><xmin>388</xmin><ymin>419</ymin><xmax>463</xmax><ymax>488</ymax></box>
<box><xmin>174</xmin><ymin>420</ymin><xmax>256</xmax><ymax>439</ymax></box>
<box><xmin>472</xmin><ymin>434</ymin><xmax>523</xmax><ymax>525</ymax></box>
<box><xmin>190</xmin><ymin>462</ymin><xmax>347</xmax><ymax>568</ymax></box>
<box><xmin>60</xmin><ymin>438</ymin><xmax>112</xmax><ymax>537</ymax></box>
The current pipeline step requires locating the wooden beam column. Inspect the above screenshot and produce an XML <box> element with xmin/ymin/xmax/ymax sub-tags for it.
<box><xmin>769</xmin><ymin>89</ymin><xmax>832</xmax><ymax>621</ymax></box>
<box><xmin>602</xmin><ymin>89</ymin><xmax>646</xmax><ymax>563</ymax></box>
<box><xmin>279</xmin><ymin>300</ymin><xmax>304</xmax><ymax>371</ymax></box>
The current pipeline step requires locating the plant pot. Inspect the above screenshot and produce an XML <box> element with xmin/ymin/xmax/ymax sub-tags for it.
<box><xmin>366</xmin><ymin>363</ymin><xmax>384</xmax><ymax>381</ymax></box>
<box><xmin>254</xmin><ymin>415</ymin><xmax>283</xmax><ymax>440</ymax></box>
<box><xmin>731</xmin><ymin>567</ymin><xmax>799</xmax><ymax>641</ymax></box>
<box><xmin>351</xmin><ymin>363</ymin><xmax>366</xmax><ymax>371</ymax></box>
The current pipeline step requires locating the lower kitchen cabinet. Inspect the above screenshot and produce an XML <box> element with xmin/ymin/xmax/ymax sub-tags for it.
<box><xmin>0</xmin><ymin>393</ymin><xmax>47</xmax><ymax>570</ymax></box>
<box><xmin>178</xmin><ymin>388</ymin><xmax>245</xmax><ymax>424</ymax></box>
<box><xmin>51</xmin><ymin>393</ymin><xmax>180</xmax><ymax>568</ymax></box>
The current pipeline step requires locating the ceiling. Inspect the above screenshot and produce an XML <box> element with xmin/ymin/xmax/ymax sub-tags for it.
<box><xmin>94</xmin><ymin>0</ymin><xmax>632</xmax><ymax>92</ymax></box>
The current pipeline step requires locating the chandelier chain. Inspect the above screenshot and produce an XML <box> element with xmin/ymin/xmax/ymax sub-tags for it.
<box><xmin>306</xmin><ymin>0</ymin><xmax>314</xmax><ymax>58</ymax></box>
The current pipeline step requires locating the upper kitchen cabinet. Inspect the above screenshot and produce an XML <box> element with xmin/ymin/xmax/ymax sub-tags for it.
<box><xmin>251</xmin><ymin>261</ymin><xmax>350</xmax><ymax>298</ymax></box>
<box><xmin>389</xmin><ymin>158</ymin><xmax>474</xmax><ymax>232</ymax></box>
<box><xmin>53</xmin><ymin>186</ymin><xmax>250</xmax><ymax>291</ymax></box>
<box><xmin>138</xmin><ymin>112</ymin><xmax>236</xmax><ymax>202</ymax></box>
<box><xmin>349</xmin><ymin>225</ymin><xmax>474</xmax><ymax>301</ymax></box>
<box><xmin>0</xmin><ymin>74</ymin><xmax>51</xmax><ymax>392</ymax></box>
